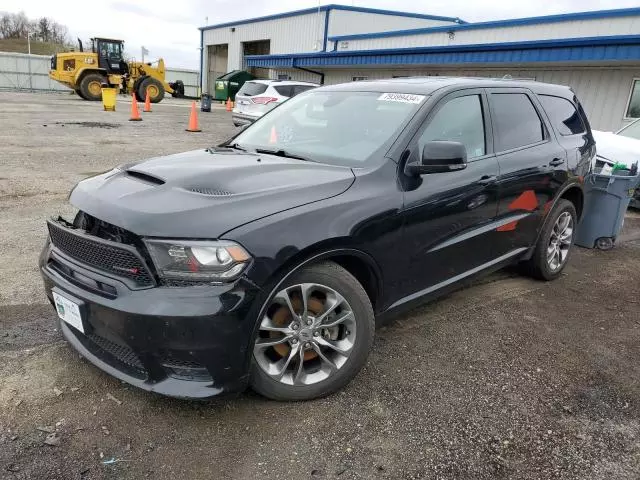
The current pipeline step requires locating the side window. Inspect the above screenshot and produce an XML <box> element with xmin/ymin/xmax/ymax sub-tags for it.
<box><xmin>539</xmin><ymin>95</ymin><xmax>585</xmax><ymax>135</ymax></box>
<box><xmin>626</xmin><ymin>79</ymin><xmax>640</xmax><ymax>118</ymax></box>
<box><xmin>273</xmin><ymin>85</ymin><xmax>294</xmax><ymax>97</ymax></box>
<box><xmin>419</xmin><ymin>95</ymin><xmax>486</xmax><ymax>159</ymax></box>
<box><xmin>491</xmin><ymin>93</ymin><xmax>544</xmax><ymax>151</ymax></box>
<box><xmin>292</xmin><ymin>85</ymin><xmax>315</xmax><ymax>96</ymax></box>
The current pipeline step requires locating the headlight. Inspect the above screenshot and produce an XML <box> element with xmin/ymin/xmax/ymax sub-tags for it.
<box><xmin>144</xmin><ymin>239</ymin><xmax>251</xmax><ymax>283</ymax></box>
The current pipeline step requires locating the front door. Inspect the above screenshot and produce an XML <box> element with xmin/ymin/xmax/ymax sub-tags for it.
<box><xmin>397</xmin><ymin>89</ymin><xmax>501</xmax><ymax>302</ymax></box>
<box><xmin>486</xmin><ymin>88</ymin><xmax>568</xmax><ymax>257</ymax></box>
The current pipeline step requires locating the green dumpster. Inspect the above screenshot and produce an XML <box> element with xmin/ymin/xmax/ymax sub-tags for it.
<box><xmin>213</xmin><ymin>70</ymin><xmax>255</xmax><ymax>102</ymax></box>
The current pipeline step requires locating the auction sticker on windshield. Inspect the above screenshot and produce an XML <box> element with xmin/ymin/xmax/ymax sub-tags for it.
<box><xmin>378</xmin><ymin>93</ymin><xmax>425</xmax><ymax>104</ymax></box>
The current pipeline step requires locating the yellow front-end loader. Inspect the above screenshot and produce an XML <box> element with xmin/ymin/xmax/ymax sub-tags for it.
<box><xmin>49</xmin><ymin>38</ymin><xmax>184</xmax><ymax>103</ymax></box>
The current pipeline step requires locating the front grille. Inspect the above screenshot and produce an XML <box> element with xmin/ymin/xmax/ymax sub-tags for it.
<box><xmin>160</xmin><ymin>354</ymin><xmax>211</xmax><ymax>381</ymax></box>
<box><xmin>87</xmin><ymin>334</ymin><xmax>145</xmax><ymax>372</ymax></box>
<box><xmin>67</xmin><ymin>328</ymin><xmax>147</xmax><ymax>380</ymax></box>
<box><xmin>47</xmin><ymin>219</ymin><xmax>154</xmax><ymax>287</ymax></box>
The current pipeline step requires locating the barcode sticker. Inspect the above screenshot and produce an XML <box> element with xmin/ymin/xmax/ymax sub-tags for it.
<box><xmin>378</xmin><ymin>93</ymin><xmax>425</xmax><ymax>104</ymax></box>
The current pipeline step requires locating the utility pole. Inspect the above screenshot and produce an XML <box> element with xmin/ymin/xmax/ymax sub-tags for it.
<box><xmin>27</xmin><ymin>31</ymin><xmax>33</xmax><ymax>90</ymax></box>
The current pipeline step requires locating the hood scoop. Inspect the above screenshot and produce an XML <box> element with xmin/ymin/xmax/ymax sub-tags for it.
<box><xmin>126</xmin><ymin>169</ymin><xmax>165</xmax><ymax>185</ymax></box>
<box><xmin>188</xmin><ymin>187</ymin><xmax>233</xmax><ymax>196</ymax></box>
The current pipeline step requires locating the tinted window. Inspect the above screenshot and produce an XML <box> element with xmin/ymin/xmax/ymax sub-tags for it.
<box><xmin>539</xmin><ymin>95</ymin><xmax>585</xmax><ymax>135</ymax></box>
<box><xmin>292</xmin><ymin>85</ymin><xmax>315</xmax><ymax>96</ymax></box>
<box><xmin>237</xmin><ymin>82</ymin><xmax>268</xmax><ymax>96</ymax></box>
<box><xmin>419</xmin><ymin>95</ymin><xmax>486</xmax><ymax>159</ymax></box>
<box><xmin>491</xmin><ymin>93</ymin><xmax>544</xmax><ymax>151</ymax></box>
<box><xmin>273</xmin><ymin>85</ymin><xmax>294</xmax><ymax>97</ymax></box>
<box><xmin>626</xmin><ymin>79</ymin><xmax>640</xmax><ymax>118</ymax></box>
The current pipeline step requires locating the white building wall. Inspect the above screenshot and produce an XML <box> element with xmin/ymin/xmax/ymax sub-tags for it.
<box><xmin>328</xmin><ymin>10</ymin><xmax>457</xmax><ymax>37</ymax></box>
<box><xmin>203</xmin><ymin>12</ymin><xmax>326</xmax><ymax>68</ymax></box>
<box><xmin>317</xmin><ymin>66</ymin><xmax>640</xmax><ymax>131</ymax></box>
<box><xmin>336</xmin><ymin>16</ymin><xmax>640</xmax><ymax>51</ymax></box>
<box><xmin>165</xmin><ymin>68</ymin><xmax>199</xmax><ymax>98</ymax></box>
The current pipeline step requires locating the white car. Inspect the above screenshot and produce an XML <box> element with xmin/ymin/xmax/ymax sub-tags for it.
<box><xmin>232</xmin><ymin>80</ymin><xmax>318</xmax><ymax>127</ymax></box>
<box><xmin>592</xmin><ymin>118</ymin><xmax>640</xmax><ymax>208</ymax></box>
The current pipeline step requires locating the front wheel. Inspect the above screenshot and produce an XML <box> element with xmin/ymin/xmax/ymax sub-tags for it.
<box><xmin>138</xmin><ymin>77</ymin><xmax>165</xmax><ymax>103</ymax></box>
<box><xmin>250</xmin><ymin>262</ymin><xmax>375</xmax><ymax>401</ymax></box>
<box><xmin>79</xmin><ymin>73</ymin><xmax>105</xmax><ymax>101</ymax></box>
<box><xmin>523</xmin><ymin>199</ymin><xmax>577</xmax><ymax>280</ymax></box>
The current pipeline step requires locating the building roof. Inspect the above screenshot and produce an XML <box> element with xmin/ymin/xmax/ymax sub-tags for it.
<box><xmin>327</xmin><ymin>7</ymin><xmax>640</xmax><ymax>42</ymax></box>
<box><xmin>245</xmin><ymin>35</ymin><xmax>640</xmax><ymax>69</ymax></box>
<box><xmin>199</xmin><ymin>4</ymin><xmax>465</xmax><ymax>31</ymax></box>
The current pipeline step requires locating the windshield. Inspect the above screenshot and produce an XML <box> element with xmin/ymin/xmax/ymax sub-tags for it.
<box><xmin>617</xmin><ymin>118</ymin><xmax>640</xmax><ymax>140</ymax></box>
<box><xmin>231</xmin><ymin>90</ymin><xmax>425</xmax><ymax>166</ymax></box>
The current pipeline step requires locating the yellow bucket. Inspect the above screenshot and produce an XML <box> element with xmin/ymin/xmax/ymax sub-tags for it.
<box><xmin>101</xmin><ymin>88</ymin><xmax>117</xmax><ymax>112</ymax></box>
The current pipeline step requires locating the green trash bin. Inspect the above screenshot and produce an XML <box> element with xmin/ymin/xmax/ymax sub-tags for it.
<box><xmin>213</xmin><ymin>70</ymin><xmax>255</xmax><ymax>102</ymax></box>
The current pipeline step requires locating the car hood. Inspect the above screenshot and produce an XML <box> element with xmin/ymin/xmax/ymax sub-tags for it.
<box><xmin>592</xmin><ymin>130</ymin><xmax>640</xmax><ymax>168</ymax></box>
<box><xmin>70</xmin><ymin>149</ymin><xmax>355</xmax><ymax>238</ymax></box>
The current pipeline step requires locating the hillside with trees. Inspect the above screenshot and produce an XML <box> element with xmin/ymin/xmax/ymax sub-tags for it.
<box><xmin>0</xmin><ymin>11</ymin><xmax>70</xmax><ymax>55</ymax></box>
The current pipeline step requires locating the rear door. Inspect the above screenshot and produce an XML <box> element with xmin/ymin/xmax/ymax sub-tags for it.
<box><xmin>538</xmin><ymin>93</ymin><xmax>594</xmax><ymax>177</ymax></box>
<box><xmin>487</xmin><ymin>88</ymin><xmax>567</xmax><ymax>257</ymax></box>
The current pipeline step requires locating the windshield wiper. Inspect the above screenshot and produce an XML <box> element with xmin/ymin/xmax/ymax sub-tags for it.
<box><xmin>226</xmin><ymin>143</ymin><xmax>247</xmax><ymax>152</ymax></box>
<box><xmin>254</xmin><ymin>148</ymin><xmax>313</xmax><ymax>162</ymax></box>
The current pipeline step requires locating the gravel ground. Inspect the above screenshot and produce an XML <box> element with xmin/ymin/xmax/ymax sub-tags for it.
<box><xmin>1</xmin><ymin>92</ymin><xmax>640</xmax><ymax>480</ymax></box>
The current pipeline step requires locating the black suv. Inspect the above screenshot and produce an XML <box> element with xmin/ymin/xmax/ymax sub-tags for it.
<box><xmin>40</xmin><ymin>78</ymin><xmax>594</xmax><ymax>401</ymax></box>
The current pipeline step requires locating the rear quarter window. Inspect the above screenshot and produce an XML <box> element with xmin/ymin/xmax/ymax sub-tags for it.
<box><xmin>238</xmin><ymin>82</ymin><xmax>268</xmax><ymax>96</ymax></box>
<box><xmin>539</xmin><ymin>95</ymin><xmax>586</xmax><ymax>135</ymax></box>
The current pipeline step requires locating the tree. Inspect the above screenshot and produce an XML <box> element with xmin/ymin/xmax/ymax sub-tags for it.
<box><xmin>0</xmin><ymin>11</ymin><xmax>69</xmax><ymax>45</ymax></box>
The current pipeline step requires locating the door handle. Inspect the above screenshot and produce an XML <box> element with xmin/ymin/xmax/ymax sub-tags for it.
<box><xmin>478</xmin><ymin>175</ymin><xmax>497</xmax><ymax>185</ymax></box>
<box><xmin>549</xmin><ymin>158</ymin><xmax>565</xmax><ymax>167</ymax></box>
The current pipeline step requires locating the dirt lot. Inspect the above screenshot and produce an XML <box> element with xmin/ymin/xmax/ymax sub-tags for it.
<box><xmin>1</xmin><ymin>91</ymin><xmax>640</xmax><ymax>480</ymax></box>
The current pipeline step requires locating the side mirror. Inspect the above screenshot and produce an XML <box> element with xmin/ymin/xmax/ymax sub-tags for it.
<box><xmin>405</xmin><ymin>141</ymin><xmax>468</xmax><ymax>176</ymax></box>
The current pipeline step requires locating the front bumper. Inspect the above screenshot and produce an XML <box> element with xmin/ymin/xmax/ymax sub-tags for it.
<box><xmin>40</xmin><ymin>241</ymin><xmax>260</xmax><ymax>399</ymax></box>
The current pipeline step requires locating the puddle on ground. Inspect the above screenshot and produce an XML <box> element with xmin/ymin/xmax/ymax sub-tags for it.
<box><xmin>48</xmin><ymin>121</ymin><xmax>120</xmax><ymax>129</ymax></box>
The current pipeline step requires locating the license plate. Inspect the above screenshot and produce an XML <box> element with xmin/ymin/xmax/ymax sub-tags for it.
<box><xmin>52</xmin><ymin>292</ymin><xmax>84</xmax><ymax>334</ymax></box>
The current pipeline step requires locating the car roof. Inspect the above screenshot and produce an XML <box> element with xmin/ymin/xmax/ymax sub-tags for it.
<box><xmin>249</xmin><ymin>79</ymin><xmax>319</xmax><ymax>86</ymax></box>
<box><xmin>319</xmin><ymin>76</ymin><xmax>574</xmax><ymax>98</ymax></box>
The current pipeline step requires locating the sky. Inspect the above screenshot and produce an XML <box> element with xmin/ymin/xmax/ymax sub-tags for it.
<box><xmin>1</xmin><ymin>0</ymin><xmax>639</xmax><ymax>69</ymax></box>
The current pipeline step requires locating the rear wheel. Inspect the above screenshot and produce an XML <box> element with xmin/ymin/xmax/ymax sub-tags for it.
<box><xmin>250</xmin><ymin>262</ymin><xmax>375</xmax><ymax>401</ymax></box>
<box><xmin>522</xmin><ymin>199</ymin><xmax>577</xmax><ymax>280</ymax></box>
<box><xmin>79</xmin><ymin>73</ymin><xmax>105</xmax><ymax>101</ymax></box>
<box><xmin>138</xmin><ymin>77</ymin><xmax>165</xmax><ymax>103</ymax></box>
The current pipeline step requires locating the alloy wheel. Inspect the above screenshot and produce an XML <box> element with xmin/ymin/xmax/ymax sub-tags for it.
<box><xmin>547</xmin><ymin>211</ymin><xmax>573</xmax><ymax>271</ymax></box>
<box><xmin>253</xmin><ymin>283</ymin><xmax>356</xmax><ymax>386</ymax></box>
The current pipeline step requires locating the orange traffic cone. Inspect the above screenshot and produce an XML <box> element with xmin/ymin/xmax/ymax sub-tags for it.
<box><xmin>186</xmin><ymin>101</ymin><xmax>201</xmax><ymax>132</ymax></box>
<box><xmin>143</xmin><ymin>90</ymin><xmax>152</xmax><ymax>112</ymax></box>
<box><xmin>129</xmin><ymin>93</ymin><xmax>142</xmax><ymax>121</ymax></box>
<box><xmin>226</xmin><ymin>97</ymin><xmax>232</xmax><ymax>112</ymax></box>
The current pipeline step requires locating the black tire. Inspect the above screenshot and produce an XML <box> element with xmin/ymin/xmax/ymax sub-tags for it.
<box><xmin>250</xmin><ymin>261</ymin><xmax>375</xmax><ymax>401</ymax></box>
<box><xmin>522</xmin><ymin>199</ymin><xmax>577</xmax><ymax>281</ymax></box>
<box><xmin>139</xmin><ymin>77</ymin><xmax>165</xmax><ymax>103</ymax></box>
<box><xmin>133</xmin><ymin>76</ymin><xmax>146</xmax><ymax>101</ymax></box>
<box><xmin>75</xmin><ymin>88</ymin><xmax>87</xmax><ymax>100</ymax></box>
<box><xmin>170</xmin><ymin>80</ymin><xmax>184</xmax><ymax>98</ymax></box>
<box><xmin>79</xmin><ymin>73</ymin><xmax>106</xmax><ymax>101</ymax></box>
